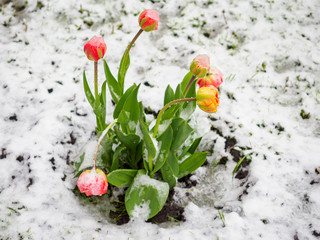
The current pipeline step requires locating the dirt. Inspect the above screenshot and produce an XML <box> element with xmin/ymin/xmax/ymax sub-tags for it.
<box><xmin>109</xmin><ymin>189</ymin><xmax>185</xmax><ymax>225</ymax></box>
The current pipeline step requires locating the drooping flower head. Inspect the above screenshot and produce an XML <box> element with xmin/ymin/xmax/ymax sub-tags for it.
<box><xmin>197</xmin><ymin>67</ymin><xmax>223</xmax><ymax>88</ymax></box>
<box><xmin>190</xmin><ymin>54</ymin><xmax>210</xmax><ymax>78</ymax></box>
<box><xmin>84</xmin><ymin>36</ymin><xmax>107</xmax><ymax>62</ymax></box>
<box><xmin>138</xmin><ymin>9</ymin><xmax>159</xmax><ymax>32</ymax></box>
<box><xmin>196</xmin><ymin>86</ymin><xmax>219</xmax><ymax>113</ymax></box>
<box><xmin>77</xmin><ymin>168</ymin><xmax>108</xmax><ymax>196</ymax></box>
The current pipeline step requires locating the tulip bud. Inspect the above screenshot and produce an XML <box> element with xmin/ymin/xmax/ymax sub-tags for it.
<box><xmin>196</xmin><ymin>86</ymin><xmax>219</xmax><ymax>113</ymax></box>
<box><xmin>138</xmin><ymin>9</ymin><xmax>159</xmax><ymax>32</ymax></box>
<box><xmin>83</xmin><ymin>36</ymin><xmax>107</xmax><ymax>62</ymax></box>
<box><xmin>77</xmin><ymin>168</ymin><xmax>108</xmax><ymax>196</ymax></box>
<box><xmin>197</xmin><ymin>67</ymin><xmax>223</xmax><ymax>88</ymax></box>
<box><xmin>190</xmin><ymin>54</ymin><xmax>210</xmax><ymax>78</ymax></box>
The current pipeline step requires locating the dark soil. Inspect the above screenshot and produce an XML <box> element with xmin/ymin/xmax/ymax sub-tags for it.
<box><xmin>178</xmin><ymin>173</ymin><xmax>198</xmax><ymax>188</ymax></box>
<box><xmin>148</xmin><ymin>190</ymin><xmax>185</xmax><ymax>224</ymax></box>
<box><xmin>109</xmin><ymin>189</ymin><xmax>185</xmax><ymax>225</ymax></box>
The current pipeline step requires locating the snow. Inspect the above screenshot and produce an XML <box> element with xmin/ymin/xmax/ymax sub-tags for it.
<box><xmin>1</xmin><ymin>0</ymin><xmax>320</xmax><ymax>239</ymax></box>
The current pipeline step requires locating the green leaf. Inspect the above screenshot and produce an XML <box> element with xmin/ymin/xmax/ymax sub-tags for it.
<box><xmin>152</xmin><ymin>126</ymin><xmax>173</xmax><ymax>174</ymax></box>
<box><xmin>93</xmin><ymin>93</ymin><xmax>101</xmax><ymax>116</ymax></box>
<box><xmin>178</xmin><ymin>136</ymin><xmax>202</xmax><ymax>159</ymax></box>
<box><xmin>118</xmin><ymin>51</ymin><xmax>130</xmax><ymax>94</ymax></box>
<box><xmin>117</xmin><ymin>84</ymin><xmax>141</xmax><ymax>133</ymax></box>
<box><xmin>104</xmin><ymin>60</ymin><xmax>122</xmax><ymax>104</ymax></box>
<box><xmin>166</xmin><ymin>151</ymin><xmax>179</xmax><ymax>177</ymax></box>
<box><xmin>83</xmin><ymin>71</ymin><xmax>95</xmax><ymax>108</ymax></box>
<box><xmin>110</xmin><ymin>145</ymin><xmax>126</xmax><ymax>171</ymax></box>
<box><xmin>139</xmin><ymin>101</ymin><xmax>146</xmax><ymax>122</ymax></box>
<box><xmin>180</xmin><ymin>79</ymin><xmax>197</xmax><ymax>120</ymax></box>
<box><xmin>113</xmin><ymin>85</ymin><xmax>136</xmax><ymax>119</ymax></box>
<box><xmin>115</xmin><ymin>128</ymin><xmax>141</xmax><ymax>168</ymax></box>
<box><xmin>100</xmin><ymin>135</ymin><xmax>116</xmax><ymax>170</ymax></box>
<box><xmin>164</xmin><ymin>85</ymin><xmax>175</xmax><ymax>106</ymax></box>
<box><xmin>161</xmin><ymin>163</ymin><xmax>177</xmax><ymax>189</ymax></box>
<box><xmin>175</xmin><ymin>83</ymin><xmax>183</xmax><ymax>100</ymax></box>
<box><xmin>232</xmin><ymin>153</ymin><xmax>252</xmax><ymax>180</ymax></box>
<box><xmin>100</xmin><ymin>80</ymin><xmax>107</xmax><ymax>129</ymax></box>
<box><xmin>160</xmin><ymin>105</ymin><xmax>180</xmax><ymax>124</ymax></box>
<box><xmin>178</xmin><ymin>152</ymin><xmax>208</xmax><ymax>179</ymax></box>
<box><xmin>74</xmin><ymin>153</ymin><xmax>85</xmax><ymax>178</ymax></box>
<box><xmin>125</xmin><ymin>170</ymin><xmax>169</xmax><ymax>219</ymax></box>
<box><xmin>161</xmin><ymin>152</ymin><xmax>178</xmax><ymax>189</ymax></box>
<box><xmin>139</xmin><ymin>119</ymin><xmax>156</xmax><ymax>171</ymax></box>
<box><xmin>107</xmin><ymin>169</ymin><xmax>138</xmax><ymax>187</ymax></box>
<box><xmin>181</xmin><ymin>72</ymin><xmax>193</xmax><ymax>93</ymax></box>
<box><xmin>170</xmin><ymin>118</ymin><xmax>193</xmax><ymax>151</ymax></box>
<box><xmin>135</xmin><ymin>141</ymin><xmax>144</xmax><ymax>166</ymax></box>
<box><xmin>101</xmin><ymin>80</ymin><xmax>107</xmax><ymax>107</ymax></box>
<box><xmin>188</xmin><ymin>137</ymin><xmax>202</xmax><ymax>154</ymax></box>
<box><xmin>175</xmin><ymin>84</ymin><xmax>183</xmax><ymax>117</ymax></box>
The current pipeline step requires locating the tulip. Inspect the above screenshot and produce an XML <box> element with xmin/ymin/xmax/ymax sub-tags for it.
<box><xmin>77</xmin><ymin>168</ymin><xmax>108</xmax><ymax>196</ymax></box>
<box><xmin>138</xmin><ymin>9</ymin><xmax>160</xmax><ymax>32</ymax></box>
<box><xmin>196</xmin><ymin>86</ymin><xmax>219</xmax><ymax>113</ymax></box>
<box><xmin>189</xmin><ymin>54</ymin><xmax>210</xmax><ymax>78</ymax></box>
<box><xmin>197</xmin><ymin>67</ymin><xmax>223</xmax><ymax>88</ymax></box>
<box><xmin>84</xmin><ymin>36</ymin><xmax>107</xmax><ymax>62</ymax></box>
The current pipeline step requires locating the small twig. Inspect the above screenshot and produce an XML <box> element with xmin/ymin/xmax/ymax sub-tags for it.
<box><xmin>222</xmin><ymin>10</ymin><xmax>229</xmax><ymax>28</ymax></box>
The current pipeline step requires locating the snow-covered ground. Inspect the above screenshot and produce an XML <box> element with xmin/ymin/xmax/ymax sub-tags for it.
<box><xmin>0</xmin><ymin>0</ymin><xmax>320</xmax><ymax>239</ymax></box>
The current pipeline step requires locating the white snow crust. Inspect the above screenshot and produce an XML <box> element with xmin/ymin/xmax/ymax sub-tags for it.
<box><xmin>0</xmin><ymin>0</ymin><xmax>320</xmax><ymax>239</ymax></box>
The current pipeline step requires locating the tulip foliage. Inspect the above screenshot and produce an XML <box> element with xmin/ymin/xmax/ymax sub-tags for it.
<box><xmin>77</xmin><ymin>9</ymin><xmax>223</xmax><ymax>220</ymax></box>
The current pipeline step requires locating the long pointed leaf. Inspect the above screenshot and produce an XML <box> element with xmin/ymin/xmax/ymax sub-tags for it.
<box><xmin>152</xmin><ymin>126</ymin><xmax>173</xmax><ymax>174</ymax></box>
<box><xmin>113</xmin><ymin>85</ymin><xmax>136</xmax><ymax>119</ymax></box>
<box><xmin>104</xmin><ymin>60</ymin><xmax>122</xmax><ymax>103</ymax></box>
<box><xmin>83</xmin><ymin>71</ymin><xmax>95</xmax><ymax>108</ymax></box>
<box><xmin>118</xmin><ymin>84</ymin><xmax>141</xmax><ymax>133</ymax></box>
<box><xmin>178</xmin><ymin>152</ymin><xmax>208</xmax><ymax>179</ymax></box>
<box><xmin>118</xmin><ymin>51</ymin><xmax>130</xmax><ymax>94</ymax></box>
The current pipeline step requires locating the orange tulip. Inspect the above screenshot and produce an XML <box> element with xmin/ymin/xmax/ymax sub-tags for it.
<box><xmin>196</xmin><ymin>86</ymin><xmax>219</xmax><ymax>113</ymax></box>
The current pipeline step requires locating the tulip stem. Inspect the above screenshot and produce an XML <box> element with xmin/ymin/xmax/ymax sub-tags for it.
<box><xmin>153</xmin><ymin>98</ymin><xmax>196</xmax><ymax>138</ymax></box>
<box><xmin>93</xmin><ymin>119</ymin><xmax>118</xmax><ymax>170</ymax></box>
<box><xmin>127</xmin><ymin>29</ymin><xmax>143</xmax><ymax>53</ymax></box>
<box><xmin>94</xmin><ymin>61</ymin><xmax>104</xmax><ymax>132</ymax></box>
<box><xmin>94</xmin><ymin>61</ymin><xmax>98</xmax><ymax>99</ymax></box>
<box><xmin>184</xmin><ymin>75</ymin><xmax>197</xmax><ymax>97</ymax></box>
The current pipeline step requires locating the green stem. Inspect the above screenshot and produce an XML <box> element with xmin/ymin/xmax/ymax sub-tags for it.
<box><xmin>93</xmin><ymin>119</ymin><xmax>118</xmax><ymax>170</ymax></box>
<box><xmin>153</xmin><ymin>98</ymin><xmax>197</xmax><ymax>138</ymax></box>
<box><xmin>119</xmin><ymin>29</ymin><xmax>144</xmax><ymax>91</ymax></box>
<box><xmin>94</xmin><ymin>61</ymin><xmax>98</xmax><ymax>99</ymax></box>
<box><xmin>149</xmin><ymin>159</ymin><xmax>153</xmax><ymax>177</ymax></box>
<box><xmin>127</xmin><ymin>28</ymin><xmax>143</xmax><ymax>53</ymax></box>
<box><xmin>184</xmin><ymin>75</ymin><xmax>197</xmax><ymax>97</ymax></box>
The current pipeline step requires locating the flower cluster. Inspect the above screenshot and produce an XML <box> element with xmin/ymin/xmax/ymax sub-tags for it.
<box><xmin>75</xmin><ymin>9</ymin><xmax>223</xmax><ymax>220</ymax></box>
<box><xmin>188</xmin><ymin>54</ymin><xmax>223</xmax><ymax>113</ymax></box>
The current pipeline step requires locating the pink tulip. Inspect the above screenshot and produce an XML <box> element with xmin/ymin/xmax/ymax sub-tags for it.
<box><xmin>197</xmin><ymin>67</ymin><xmax>223</xmax><ymax>88</ymax></box>
<box><xmin>77</xmin><ymin>168</ymin><xmax>108</xmax><ymax>196</ymax></box>
<box><xmin>138</xmin><ymin>9</ymin><xmax>160</xmax><ymax>32</ymax></box>
<box><xmin>190</xmin><ymin>54</ymin><xmax>210</xmax><ymax>78</ymax></box>
<box><xmin>83</xmin><ymin>36</ymin><xmax>107</xmax><ymax>62</ymax></box>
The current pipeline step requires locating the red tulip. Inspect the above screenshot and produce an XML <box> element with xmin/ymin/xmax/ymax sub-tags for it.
<box><xmin>83</xmin><ymin>36</ymin><xmax>107</xmax><ymax>62</ymax></box>
<box><xmin>197</xmin><ymin>67</ymin><xmax>223</xmax><ymax>88</ymax></box>
<box><xmin>138</xmin><ymin>9</ymin><xmax>159</xmax><ymax>32</ymax></box>
<box><xmin>77</xmin><ymin>168</ymin><xmax>108</xmax><ymax>196</ymax></box>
